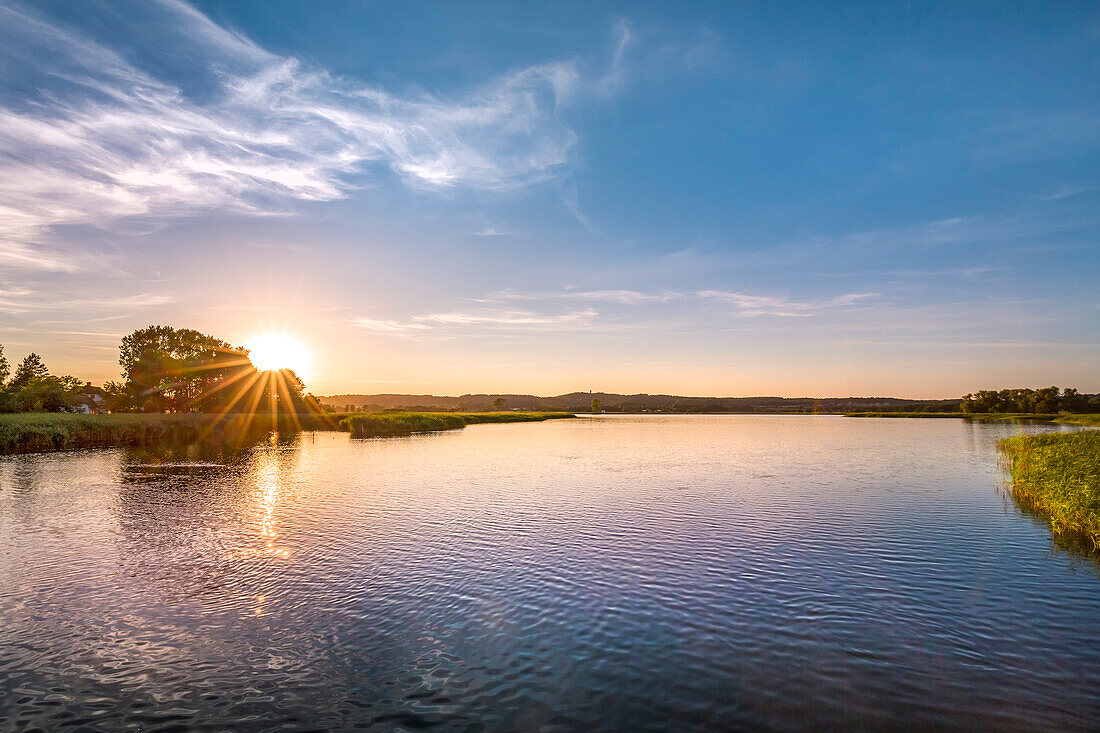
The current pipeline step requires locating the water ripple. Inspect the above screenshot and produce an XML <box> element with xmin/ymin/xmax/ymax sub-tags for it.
<box><xmin>1</xmin><ymin>416</ymin><xmax>1098</xmax><ymax>731</ymax></box>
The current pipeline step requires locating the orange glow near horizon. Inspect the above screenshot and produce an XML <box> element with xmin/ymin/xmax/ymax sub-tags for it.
<box><xmin>247</xmin><ymin>333</ymin><xmax>311</xmax><ymax>377</ymax></box>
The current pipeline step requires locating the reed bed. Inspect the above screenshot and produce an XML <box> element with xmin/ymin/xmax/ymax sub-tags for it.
<box><xmin>0</xmin><ymin>413</ymin><xmax>214</xmax><ymax>454</ymax></box>
<box><xmin>1053</xmin><ymin>415</ymin><xmax>1100</xmax><ymax>427</ymax></box>
<box><xmin>0</xmin><ymin>412</ymin><xmax>349</xmax><ymax>454</ymax></box>
<box><xmin>0</xmin><ymin>411</ymin><xmax>575</xmax><ymax>453</ymax></box>
<box><xmin>999</xmin><ymin>430</ymin><xmax>1100</xmax><ymax>550</ymax></box>
<box><xmin>340</xmin><ymin>411</ymin><xmax>573</xmax><ymax>437</ymax></box>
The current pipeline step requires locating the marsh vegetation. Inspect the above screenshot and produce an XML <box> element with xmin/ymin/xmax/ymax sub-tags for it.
<box><xmin>0</xmin><ymin>411</ymin><xmax>575</xmax><ymax>453</ymax></box>
<box><xmin>1000</xmin><ymin>430</ymin><xmax>1100</xmax><ymax>551</ymax></box>
<box><xmin>340</xmin><ymin>411</ymin><xmax>574</xmax><ymax>438</ymax></box>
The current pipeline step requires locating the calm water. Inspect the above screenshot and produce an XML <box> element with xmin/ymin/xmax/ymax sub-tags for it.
<box><xmin>1</xmin><ymin>416</ymin><xmax>1099</xmax><ymax>731</ymax></box>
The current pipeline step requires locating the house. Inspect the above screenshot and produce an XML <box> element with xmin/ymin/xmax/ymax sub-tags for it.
<box><xmin>73</xmin><ymin>390</ymin><xmax>109</xmax><ymax>414</ymax></box>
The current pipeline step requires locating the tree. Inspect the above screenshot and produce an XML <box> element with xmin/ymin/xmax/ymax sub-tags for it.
<box><xmin>0</xmin><ymin>344</ymin><xmax>8</xmax><ymax>387</ymax></box>
<box><xmin>9</xmin><ymin>353</ymin><xmax>49</xmax><ymax>390</ymax></box>
<box><xmin>103</xmin><ymin>381</ymin><xmax>135</xmax><ymax>413</ymax></box>
<box><xmin>119</xmin><ymin>325</ymin><xmax>252</xmax><ymax>412</ymax></box>
<box><xmin>1033</xmin><ymin>386</ymin><xmax>1060</xmax><ymax>414</ymax></box>
<box><xmin>961</xmin><ymin>386</ymin><xmax>1097</xmax><ymax>415</ymax></box>
<box><xmin>492</xmin><ymin>397</ymin><xmax>507</xmax><ymax>411</ymax></box>
<box><xmin>1061</xmin><ymin>387</ymin><xmax>1087</xmax><ymax>413</ymax></box>
<box><xmin>591</xmin><ymin>398</ymin><xmax>602</xmax><ymax>413</ymax></box>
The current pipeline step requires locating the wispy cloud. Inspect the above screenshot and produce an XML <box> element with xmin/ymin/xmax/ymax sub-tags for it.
<box><xmin>350</xmin><ymin>287</ymin><xmax>879</xmax><ymax>342</ymax></box>
<box><xmin>418</xmin><ymin>308</ymin><xmax>598</xmax><ymax>326</ymax></box>
<box><xmin>0</xmin><ymin>283</ymin><xmax>174</xmax><ymax>315</ymax></box>
<box><xmin>350</xmin><ymin>317</ymin><xmax>431</xmax><ymax>335</ymax></box>
<box><xmin>818</xmin><ymin>265</ymin><xmax>995</xmax><ymax>279</ymax></box>
<box><xmin>472</xmin><ymin>227</ymin><xmax>519</xmax><ymax>237</ymax></box>
<box><xmin>491</xmin><ymin>288</ymin><xmax>681</xmax><ymax>305</ymax></box>
<box><xmin>695</xmin><ymin>290</ymin><xmax>878</xmax><ymax>317</ymax></box>
<box><xmin>352</xmin><ymin>306</ymin><xmax>599</xmax><ymax>338</ymax></box>
<box><xmin>821</xmin><ymin>208</ymin><xmax>1096</xmax><ymax>254</ymax></box>
<box><xmin>563</xmin><ymin>184</ymin><xmax>595</xmax><ymax>231</ymax></box>
<box><xmin>0</xmin><ymin>0</ymin><xmax>583</xmax><ymax>270</ymax></box>
<box><xmin>489</xmin><ymin>287</ymin><xmax>876</xmax><ymax>316</ymax></box>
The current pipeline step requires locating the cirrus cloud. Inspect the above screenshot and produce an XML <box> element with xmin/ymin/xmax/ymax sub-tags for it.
<box><xmin>0</xmin><ymin>0</ymin><xmax>579</xmax><ymax>270</ymax></box>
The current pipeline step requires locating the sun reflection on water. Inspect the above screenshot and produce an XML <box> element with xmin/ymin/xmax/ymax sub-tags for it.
<box><xmin>225</xmin><ymin>446</ymin><xmax>291</xmax><ymax>563</ymax></box>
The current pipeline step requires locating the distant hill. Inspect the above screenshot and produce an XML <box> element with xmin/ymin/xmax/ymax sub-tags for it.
<box><xmin>320</xmin><ymin>392</ymin><xmax>964</xmax><ymax>414</ymax></box>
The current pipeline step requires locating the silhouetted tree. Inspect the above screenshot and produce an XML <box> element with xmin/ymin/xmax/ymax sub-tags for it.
<box><xmin>9</xmin><ymin>353</ymin><xmax>49</xmax><ymax>390</ymax></box>
<box><xmin>119</xmin><ymin>325</ymin><xmax>253</xmax><ymax>412</ymax></box>
<box><xmin>492</xmin><ymin>397</ymin><xmax>507</xmax><ymax>411</ymax></box>
<box><xmin>591</xmin><ymin>398</ymin><xmax>602</xmax><ymax>413</ymax></box>
<box><xmin>0</xmin><ymin>353</ymin><xmax>84</xmax><ymax>412</ymax></box>
<box><xmin>0</xmin><ymin>344</ymin><xmax>8</xmax><ymax>387</ymax></box>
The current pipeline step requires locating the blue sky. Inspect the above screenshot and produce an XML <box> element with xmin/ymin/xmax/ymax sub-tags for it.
<box><xmin>0</xmin><ymin>0</ymin><xmax>1097</xmax><ymax>397</ymax></box>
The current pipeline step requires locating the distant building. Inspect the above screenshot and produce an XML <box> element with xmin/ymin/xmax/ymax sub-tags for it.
<box><xmin>73</xmin><ymin>391</ymin><xmax>108</xmax><ymax>414</ymax></box>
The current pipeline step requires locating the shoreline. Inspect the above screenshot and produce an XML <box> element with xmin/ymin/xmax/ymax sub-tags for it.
<box><xmin>844</xmin><ymin>412</ymin><xmax>1100</xmax><ymax>425</ymax></box>
<box><xmin>3</xmin><ymin>411</ymin><xmax>1096</xmax><ymax>456</ymax></box>
<box><xmin>0</xmin><ymin>411</ymin><xmax>577</xmax><ymax>455</ymax></box>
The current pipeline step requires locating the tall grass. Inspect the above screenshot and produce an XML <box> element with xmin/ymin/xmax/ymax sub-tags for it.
<box><xmin>0</xmin><ymin>412</ymin><xmax>347</xmax><ymax>454</ymax></box>
<box><xmin>0</xmin><ymin>413</ymin><xmax>214</xmax><ymax>454</ymax></box>
<box><xmin>0</xmin><ymin>411</ymin><xmax>576</xmax><ymax>453</ymax></box>
<box><xmin>456</xmin><ymin>411</ymin><xmax>575</xmax><ymax>424</ymax></box>
<box><xmin>1053</xmin><ymin>415</ymin><xmax>1100</xmax><ymax>427</ymax></box>
<box><xmin>340</xmin><ymin>411</ymin><xmax>573</xmax><ymax>437</ymax></box>
<box><xmin>999</xmin><ymin>431</ymin><xmax>1100</xmax><ymax>550</ymax></box>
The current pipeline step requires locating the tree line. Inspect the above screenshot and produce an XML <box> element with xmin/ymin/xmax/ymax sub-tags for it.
<box><xmin>960</xmin><ymin>387</ymin><xmax>1099</xmax><ymax>414</ymax></box>
<box><xmin>0</xmin><ymin>349</ymin><xmax>86</xmax><ymax>412</ymax></box>
<box><xmin>0</xmin><ymin>325</ymin><xmax>321</xmax><ymax>414</ymax></box>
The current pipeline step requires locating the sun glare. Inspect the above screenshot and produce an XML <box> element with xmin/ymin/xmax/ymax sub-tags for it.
<box><xmin>247</xmin><ymin>333</ymin><xmax>310</xmax><ymax>375</ymax></box>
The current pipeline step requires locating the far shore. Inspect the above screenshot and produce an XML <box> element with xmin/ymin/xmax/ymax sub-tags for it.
<box><xmin>3</xmin><ymin>411</ymin><xmax>1097</xmax><ymax>456</ymax></box>
<box><xmin>844</xmin><ymin>412</ymin><xmax>1100</xmax><ymax>425</ymax></box>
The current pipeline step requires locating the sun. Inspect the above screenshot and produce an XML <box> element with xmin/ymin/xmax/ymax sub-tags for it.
<box><xmin>247</xmin><ymin>333</ymin><xmax>310</xmax><ymax>375</ymax></box>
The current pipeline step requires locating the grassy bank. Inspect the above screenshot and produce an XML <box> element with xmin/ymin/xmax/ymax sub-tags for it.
<box><xmin>340</xmin><ymin>411</ymin><xmax>574</xmax><ymax>438</ymax></box>
<box><xmin>0</xmin><ymin>413</ymin><xmax>220</xmax><ymax>454</ymax></box>
<box><xmin>845</xmin><ymin>412</ymin><xmax>1060</xmax><ymax>420</ymax></box>
<box><xmin>0</xmin><ymin>412</ymin><xmax>349</xmax><ymax>454</ymax></box>
<box><xmin>1000</xmin><ymin>431</ymin><xmax>1100</xmax><ymax>550</ymax></box>
<box><xmin>1053</xmin><ymin>414</ymin><xmax>1100</xmax><ymax>427</ymax></box>
<box><xmin>0</xmin><ymin>411</ymin><xmax>575</xmax><ymax>453</ymax></box>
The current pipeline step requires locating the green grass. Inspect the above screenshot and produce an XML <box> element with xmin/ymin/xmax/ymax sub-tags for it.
<box><xmin>340</xmin><ymin>411</ymin><xmax>573</xmax><ymax>437</ymax></box>
<box><xmin>0</xmin><ymin>411</ymin><xmax>576</xmax><ymax>453</ymax></box>
<box><xmin>999</xmin><ymin>430</ymin><xmax>1100</xmax><ymax>550</ymax></box>
<box><xmin>0</xmin><ymin>411</ymin><xmax>351</xmax><ymax>454</ymax></box>
<box><xmin>0</xmin><ymin>413</ymin><xmax>219</xmax><ymax>454</ymax></box>
<box><xmin>845</xmin><ymin>412</ymin><xmax>1060</xmax><ymax>420</ymax></box>
<box><xmin>1053</xmin><ymin>414</ymin><xmax>1100</xmax><ymax>427</ymax></box>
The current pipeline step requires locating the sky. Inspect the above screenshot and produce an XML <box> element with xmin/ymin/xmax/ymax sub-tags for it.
<box><xmin>0</xmin><ymin>0</ymin><xmax>1098</xmax><ymax>398</ymax></box>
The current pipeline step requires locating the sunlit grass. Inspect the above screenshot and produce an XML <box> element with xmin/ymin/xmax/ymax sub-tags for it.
<box><xmin>1053</xmin><ymin>415</ymin><xmax>1100</xmax><ymax>426</ymax></box>
<box><xmin>0</xmin><ymin>410</ymin><xmax>576</xmax><ymax>453</ymax></box>
<box><xmin>0</xmin><ymin>413</ymin><xmax>213</xmax><ymax>454</ymax></box>
<box><xmin>0</xmin><ymin>411</ymin><xmax>331</xmax><ymax>454</ymax></box>
<box><xmin>340</xmin><ymin>411</ymin><xmax>574</xmax><ymax>438</ymax></box>
<box><xmin>999</xmin><ymin>430</ymin><xmax>1100</xmax><ymax>550</ymax></box>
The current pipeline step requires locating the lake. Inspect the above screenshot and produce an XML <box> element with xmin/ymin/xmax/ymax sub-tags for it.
<box><xmin>1</xmin><ymin>415</ymin><xmax>1098</xmax><ymax>731</ymax></box>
